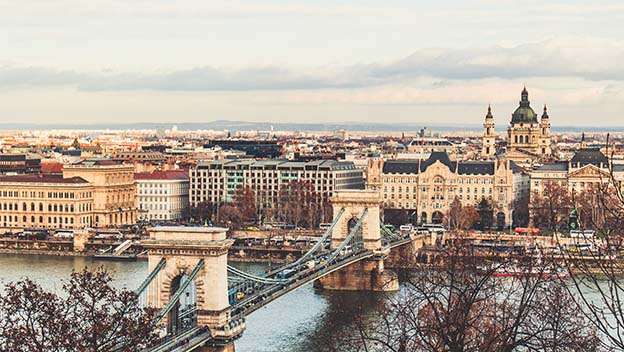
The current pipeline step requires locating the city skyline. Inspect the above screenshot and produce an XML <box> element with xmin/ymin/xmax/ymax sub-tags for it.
<box><xmin>3</xmin><ymin>0</ymin><xmax>624</xmax><ymax>126</ymax></box>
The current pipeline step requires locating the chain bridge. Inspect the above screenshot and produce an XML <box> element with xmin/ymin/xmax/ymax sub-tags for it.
<box><xmin>134</xmin><ymin>190</ymin><xmax>427</xmax><ymax>352</ymax></box>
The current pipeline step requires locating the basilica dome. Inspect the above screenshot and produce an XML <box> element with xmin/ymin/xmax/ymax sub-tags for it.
<box><xmin>511</xmin><ymin>87</ymin><xmax>538</xmax><ymax>124</ymax></box>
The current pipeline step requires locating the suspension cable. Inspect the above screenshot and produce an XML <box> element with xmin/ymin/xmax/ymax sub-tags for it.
<box><xmin>155</xmin><ymin>259</ymin><xmax>205</xmax><ymax>324</ymax></box>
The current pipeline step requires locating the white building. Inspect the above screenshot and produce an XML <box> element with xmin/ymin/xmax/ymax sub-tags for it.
<box><xmin>135</xmin><ymin>170</ymin><xmax>189</xmax><ymax>221</ymax></box>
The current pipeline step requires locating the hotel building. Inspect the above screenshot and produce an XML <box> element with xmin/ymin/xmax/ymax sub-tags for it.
<box><xmin>189</xmin><ymin>159</ymin><xmax>364</xmax><ymax>207</ymax></box>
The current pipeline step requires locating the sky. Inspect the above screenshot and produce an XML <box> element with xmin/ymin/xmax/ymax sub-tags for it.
<box><xmin>2</xmin><ymin>0</ymin><xmax>624</xmax><ymax>127</ymax></box>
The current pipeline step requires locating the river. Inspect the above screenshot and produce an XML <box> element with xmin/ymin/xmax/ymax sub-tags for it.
<box><xmin>0</xmin><ymin>254</ymin><xmax>388</xmax><ymax>352</ymax></box>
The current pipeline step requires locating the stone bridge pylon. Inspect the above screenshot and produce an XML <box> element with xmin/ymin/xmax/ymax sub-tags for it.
<box><xmin>315</xmin><ymin>190</ymin><xmax>399</xmax><ymax>291</ymax></box>
<box><xmin>142</xmin><ymin>227</ymin><xmax>244</xmax><ymax>350</ymax></box>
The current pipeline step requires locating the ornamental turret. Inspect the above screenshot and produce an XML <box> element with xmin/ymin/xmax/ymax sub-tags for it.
<box><xmin>538</xmin><ymin>104</ymin><xmax>552</xmax><ymax>156</ymax></box>
<box><xmin>482</xmin><ymin>105</ymin><xmax>496</xmax><ymax>157</ymax></box>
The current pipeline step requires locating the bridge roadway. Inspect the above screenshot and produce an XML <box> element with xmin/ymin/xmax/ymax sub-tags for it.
<box><xmin>232</xmin><ymin>234</ymin><xmax>414</xmax><ymax>319</ymax></box>
<box><xmin>158</xmin><ymin>234</ymin><xmax>415</xmax><ymax>352</ymax></box>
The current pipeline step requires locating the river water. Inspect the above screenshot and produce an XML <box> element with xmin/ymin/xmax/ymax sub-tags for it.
<box><xmin>0</xmin><ymin>254</ymin><xmax>387</xmax><ymax>352</ymax></box>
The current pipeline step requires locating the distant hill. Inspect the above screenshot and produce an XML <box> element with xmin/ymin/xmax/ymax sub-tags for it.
<box><xmin>0</xmin><ymin>120</ymin><xmax>622</xmax><ymax>133</ymax></box>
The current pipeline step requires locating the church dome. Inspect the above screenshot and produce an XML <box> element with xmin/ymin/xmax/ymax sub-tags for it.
<box><xmin>511</xmin><ymin>87</ymin><xmax>538</xmax><ymax>123</ymax></box>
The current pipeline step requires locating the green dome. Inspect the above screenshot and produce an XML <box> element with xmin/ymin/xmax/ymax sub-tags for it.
<box><xmin>511</xmin><ymin>87</ymin><xmax>538</xmax><ymax>124</ymax></box>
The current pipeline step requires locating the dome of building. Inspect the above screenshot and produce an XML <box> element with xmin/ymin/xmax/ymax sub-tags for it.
<box><xmin>511</xmin><ymin>87</ymin><xmax>538</xmax><ymax>123</ymax></box>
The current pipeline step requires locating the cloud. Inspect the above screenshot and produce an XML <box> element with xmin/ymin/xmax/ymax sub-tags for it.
<box><xmin>2</xmin><ymin>36</ymin><xmax>624</xmax><ymax>92</ymax></box>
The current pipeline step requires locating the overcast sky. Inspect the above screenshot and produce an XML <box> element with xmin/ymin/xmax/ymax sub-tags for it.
<box><xmin>2</xmin><ymin>0</ymin><xmax>624</xmax><ymax>127</ymax></box>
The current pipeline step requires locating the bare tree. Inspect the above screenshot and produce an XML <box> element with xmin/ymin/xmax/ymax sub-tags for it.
<box><xmin>446</xmin><ymin>197</ymin><xmax>479</xmax><ymax>230</ymax></box>
<box><xmin>560</xmin><ymin>134</ymin><xmax>624</xmax><ymax>350</ymax></box>
<box><xmin>530</xmin><ymin>181</ymin><xmax>573</xmax><ymax>230</ymax></box>
<box><xmin>324</xmin><ymin>242</ymin><xmax>599</xmax><ymax>351</ymax></box>
<box><xmin>0</xmin><ymin>267</ymin><xmax>157</xmax><ymax>352</ymax></box>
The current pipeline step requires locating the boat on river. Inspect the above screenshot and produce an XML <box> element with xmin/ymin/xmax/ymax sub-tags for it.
<box><xmin>479</xmin><ymin>261</ymin><xmax>569</xmax><ymax>279</ymax></box>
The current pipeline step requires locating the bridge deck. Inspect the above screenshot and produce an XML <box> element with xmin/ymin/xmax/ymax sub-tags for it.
<box><xmin>148</xmin><ymin>227</ymin><xmax>419</xmax><ymax>352</ymax></box>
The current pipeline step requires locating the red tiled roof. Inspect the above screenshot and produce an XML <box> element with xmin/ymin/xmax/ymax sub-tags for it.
<box><xmin>134</xmin><ymin>170</ymin><xmax>189</xmax><ymax>180</ymax></box>
<box><xmin>0</xmin><ymin>175</ymin><xmax>90</xmax><ymax>184</ymax></box>
<box><xmin>40</xmin><ymin>163</ymin><xmax>64</xmax><ymax>173</ymax></box>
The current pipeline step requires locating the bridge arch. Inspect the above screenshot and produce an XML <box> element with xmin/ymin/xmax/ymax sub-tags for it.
<box><xmin>142</xmin><ymin>226</ymin><xmax>242</xmax><ymax>343</ymax></box>
<box><xmin>329</xmin><ymin>190</ymin><xmax>383</xmax><ymax>251</ymax></box>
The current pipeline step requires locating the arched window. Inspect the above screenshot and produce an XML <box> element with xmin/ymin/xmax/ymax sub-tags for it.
<box><xmin>22</xmin><ymin>216</ymin><xmax>27</xmax><ymax>222</ymax></box>
<box><xmin>39</xmin><ymin>203</ymin><xmax>43</xmax><ymax>211</ymax></box>
<box><xmin>22</xmin><ymin>203</ymin><xmax>27</xmax><ymax>211</ymax></box>
<box><xmin>30</xmin><ymin>203</ymin><xmax>35</xmax><ymax>211</ymax></box>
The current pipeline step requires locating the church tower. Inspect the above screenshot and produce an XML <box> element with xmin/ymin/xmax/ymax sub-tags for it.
<box><xmin>482</xmin><ymin>105</ymin><xmax>496</xmax><ymax>157</ymax></box>
<box><xmin>538</xmin><ymin>104</ymin><xmax>552</xmax><ymax>156</ymax></box>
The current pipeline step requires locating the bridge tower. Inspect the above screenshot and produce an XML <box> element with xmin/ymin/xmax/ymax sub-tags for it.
<box><xmin>316</xmin><ymin>190</ymin><xmax>399</xmax><ymax>291</ymax></box>
<box><xmin>143</xmin><ymin>226</ymin><xmax>244</xmax><ymax>351</ymax></box>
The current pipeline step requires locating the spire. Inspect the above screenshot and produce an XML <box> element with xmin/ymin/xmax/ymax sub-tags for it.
<box><xmin>485</xmin><ymin>104</ymin><xmax>493</xmax><ymax>119</ymax></box>
<box><xmin>541</xmin><ymin>104</ymin><xmax>549</xmax><ymax>119</ymax></box>
<box><xmin>520</xmin><ymin>86</ymin><xmax>530</xmax><ymax>106</ymax></box>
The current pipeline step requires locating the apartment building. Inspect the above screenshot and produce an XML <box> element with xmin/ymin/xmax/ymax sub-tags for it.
<box><xmin>136</xmin><ymin>170</ymin><xmax>189</xmax><ymax>221</ymax></box>
<box><xmin>189</xmin><ymin>159</ymin><xmax>364</xmax><ymax>207</ymax></box>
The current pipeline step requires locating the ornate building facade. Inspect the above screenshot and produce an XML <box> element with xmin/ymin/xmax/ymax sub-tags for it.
<box><xmin>63</xmin><ymin>159</ymin><xmax>137</xmax><ymax>227</ymax></box>
<box><xmin>367</xmin><ymin>152</ymin><xmax>529</xmax><ymax>228</ymax></box>
<box><xmin>506</xmin><ymin>87</ymin><xmax>552</xmax><ymax>162</ymax></box>
<box><xmin>481</xmin><ymin>87</ymin><xmax>552</xmax><ymax>164</ymax></box>
<box><xmin>529</xmin><ymin>149</ymin><xmax>624</xmax><ymax>196</ymax></box>
<box><xmin>0</xmin><ymin>175</ymin><xmax>94</xmax><ymax>230</ymax></box>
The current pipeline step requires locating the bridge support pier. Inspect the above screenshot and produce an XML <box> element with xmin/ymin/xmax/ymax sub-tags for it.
<box><xmin>314</xmin><ymin>258</ymin><xmax>398</xmax><ymax>291</ymax></box>
<box><xmin>384</xmin><ymin>234</ymin><xmax>427</xmax><ymax>269</ymax></box>
<box><xmin>198</xmin><ymin>342</ymin><xmax>235</xmax><ymax>352</ymax></box>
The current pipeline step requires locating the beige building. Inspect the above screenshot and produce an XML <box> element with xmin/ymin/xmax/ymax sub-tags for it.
<box><xmin>367</xmin><ymin>152</ymin><xmax>528</xmax><ymax>228</ymax></box>
<box><xmin>530</xmin><ymin>149</ymin><xmax>624</xmax><ymax>196</ymax></box>
<box><xmin>482</xmin><ymin>105</ymin><xmax>496</xmax><ymax>157</ymax></box>
<box><xmin>0</xmin><ymin>175</ymin><xmax>94</xmax><ymax>230</ymax></box>
<box><xmin>506</xmin><ymin>87</ymin><xmax>552</xmax><ymax>163</ymax></box>
<box><xmin>63</xmin><ymin>159</ymin><xmax>137</xmax><ymax>227</ymax></box>
<box><xmin>481</xmin><ymin>87</ymin><xmax>552</xmax><ymax>164</ymax></box>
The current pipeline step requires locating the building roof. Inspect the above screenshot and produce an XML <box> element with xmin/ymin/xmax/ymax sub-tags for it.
<box><xmin>570</xmin><ymin>149</ymin><xmax>608</xmax><ymax>166</ymax></box>
<box><xmin>75</xmin><ymin>158</ymin><xmax>120</xmax><ymax>166</ymax></box>
<box><xmin>135</xmin><ymin>170</ymin><xmax>189</xmax><ymax>180</ymax></box>
<box><xmin>382</xmin><ymin>160</ymin><xmax>420</xmax><ymax>174</ymax></box>
<box><xmin>196</xmin><ymin>159</ymin><xmax>358</xmax><ymax>171</ymax></box>
<box><xmin>457</xmin><ymin>162</ymin><xmax>494</xmax><ymax>175</ymax></box>
<box><xmin>535</xmin><ymin>163</ymin><xmax>569</xmax><ymax>171</ymax></box>
<box><xmin>40</xmin><ymin>163</ymin><xmax>64</xmax><ymax>174</ymax></box>
<box><xmin>0</xmin><ymin>175</ymin><xmax>89</xmax><ymax>184</ymax></box>
<box><xmin>420</xmin><ymin>152</ymin><xmax>456</xmax><ymax>172</ymax></box>
<box><xmin>382</xmin><ymin>153</ymin><xmax>501</xmax><ymax>175</ymax></box>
